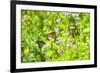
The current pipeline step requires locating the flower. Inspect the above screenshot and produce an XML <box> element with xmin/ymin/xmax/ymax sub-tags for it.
<box><xmin>22</xmin><ymin>15</ymin><xmax>28</xmax><ymax>23</ymax></box>
<box><xmin>58</xmin><ymin>48</ymin><xmax>64</xmax><ymax>54</ymax></box>
<box><xmin>72</xmin><ymin>45</ymin><xmax>77</xmax><ymax>49</ymax></box>
<box><xmin>65</xmin><ymin>31</ymin><xmax>70</xmax><ymax>36</ymax></box>
<box><xmin>54</xmin><ymin>28</ymin><xmax>59</xmax><ymax>32</ymax></box>
<box><xmin>75</xmin><ymin>23</ymin><xmax>80</xmax><ymax>26</ymax></box>
<box><xmin>43</xmin><ymin>43</ymin><xmax>49</xmax><ymax>48</ymax></box>
<box><xmin>56</xmin><ymin>37</ymin><xmax>62</xmax><ymax>45</ymax></box>
<box><xmin>56</xmin><ymin>18</ymin><xmax>61</xmax><ymax>23</ymax></box>
<box><xmin>66</xmin><ymin>39</ymin><xmax>75</xmax><ymax>48</ymax></box>
<box><xmin>66</xmin><ymin>43</ymin><xmax>70</xmax><ymax>48</ymax></box>
<box><xmin>78</xmin><ymin>42</ymin><xmax>80</xmax><ymax>45</ymax></box>
<box><xmin>24</xmin><ymin>48</ymin><xmax>29</xmax><ymax>55</ymax></box>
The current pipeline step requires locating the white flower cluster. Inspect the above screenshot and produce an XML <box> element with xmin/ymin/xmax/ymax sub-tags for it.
<box><xmin>54</xmin><ymin>28</ymin><xmax>59</xmax><ymax>32</ymax></box>
<box><xmin>56</xmin><ymin>18</ymin><xmax>61</xmax><ymax>23</ymax></box>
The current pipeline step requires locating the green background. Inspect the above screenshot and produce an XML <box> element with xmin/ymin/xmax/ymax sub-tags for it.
<box><xmin>21</xmin><ymin>10</ymin><xmax>90</xmax><ymax>63</ymax></box>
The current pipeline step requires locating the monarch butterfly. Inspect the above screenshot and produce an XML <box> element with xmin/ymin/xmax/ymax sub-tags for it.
<box><xmin>48</xmin><ymin>31</ymin><xmax>56</xmax><ymax>38</ymax></box>
<box><xmin>48</xmin><ymin>28</ymin><xmax>59</xmax><ymax>39</ymax></box>
<box><xmin>36</xmin><ymin>40</ymin><xmax>46</xmax><ymax>61</ymax></box>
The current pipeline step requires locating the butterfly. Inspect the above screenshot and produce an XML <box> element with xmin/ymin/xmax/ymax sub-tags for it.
<box><xmin>68</xmin><ymin>25</ymin><xmax>76</xmax><ymax>30</ymax></box>
<box><xmin>48</xmin><ymin>28</ymin><xmax>59</xmax><ymax>39</ymax></box>
<box><xmin>48</xmin><ymin>31</ymin><xmax>56</xmax><ymax>38</ymax></box>
<box><xmin>68</xmin><ymin>25</ymin><xmax>79</xmax><ymax>38</ymax></box>
<box><xmin>36</xmin><ymin>40</ymin><xmax>45</xmax><ymax>48</ymax></box>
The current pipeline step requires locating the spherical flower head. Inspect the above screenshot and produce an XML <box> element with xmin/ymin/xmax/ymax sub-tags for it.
<box><xmin>56</xmin><ymin>18</ymin><xmax>61</xmax><ymax>23</ymax></box>
<box><xmin>54</xmin><ymin>28</ymin><xmax>59</xmax><ymax>32</ymax></box>
<box><xmin>24</xmin><ymin>48</ymin><xmax>29</xmax><ymax>55</ymax></box>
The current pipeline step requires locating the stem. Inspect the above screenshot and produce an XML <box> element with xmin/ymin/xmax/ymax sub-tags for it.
<box><xmin>40</xmin><ymin>48</ymin><xmax>45</xmax><ymax>61</ymax></box>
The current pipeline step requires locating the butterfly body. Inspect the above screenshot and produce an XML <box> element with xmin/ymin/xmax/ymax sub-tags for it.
<box><xmin>48</xmin><ymin>31</ymin><xmax>56</xmax><ymax>38</ymax></box>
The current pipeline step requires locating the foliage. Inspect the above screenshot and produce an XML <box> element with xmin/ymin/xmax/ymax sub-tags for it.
<box><xmin>21</xmin><ymin>10</ymin><xmax>90</xmax><ymax>63</ymax></box>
